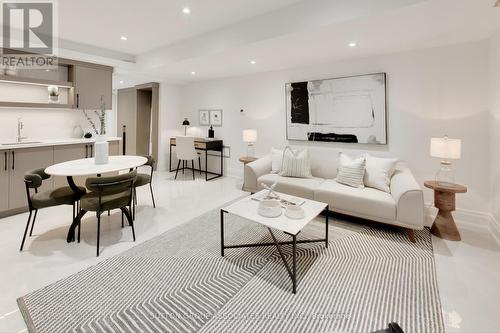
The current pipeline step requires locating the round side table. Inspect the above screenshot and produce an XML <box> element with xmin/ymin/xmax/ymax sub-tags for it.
<box><xmin>424</xmin><ymin>181</ymin><xmax>467</xmax><ymax>241</ymax></box>
<box><xmin>239</xmin><ymin>156</ymin><xmax>258</xmax><ymax>190</ymax></box>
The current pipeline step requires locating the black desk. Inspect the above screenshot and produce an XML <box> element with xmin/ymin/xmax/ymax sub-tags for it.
<box><xmin>169</xmin><ymin>138</ymin><xmax>223</xmax><ymax>181</ymax></box>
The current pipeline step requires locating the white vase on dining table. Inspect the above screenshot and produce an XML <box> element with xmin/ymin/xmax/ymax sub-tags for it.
<box><xmin>94</xmin><ymin>135</ymin><xmax>109</xmax><ymax>165</ymax></box>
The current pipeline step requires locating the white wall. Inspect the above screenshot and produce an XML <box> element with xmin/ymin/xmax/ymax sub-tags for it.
<box><xmin>490</xmin><ymin>31</ymin><xmax>500</xmax><ymax>223</ymax></box>
<box><xmin>181</xmin><ymin>40</ymin><xmax>491</xmax><ymax>215</ymax></box>
<box><xmin>157</xmin><ymin>83</ymin><xmax>184</xmax><ymax>170</ymax></box>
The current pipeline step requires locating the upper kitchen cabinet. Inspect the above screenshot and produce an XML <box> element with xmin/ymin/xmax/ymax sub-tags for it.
<box><xmin>0</xmin><ymin>51</ymin><xmax>113</xmax><ymax>110</ymax></box>
<box><xmin>69</xmin><ymin>62</ymin><xmax>113</xmax><ymax>110</ymax></box>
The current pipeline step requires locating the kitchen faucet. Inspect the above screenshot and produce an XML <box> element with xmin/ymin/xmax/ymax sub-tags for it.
<box><xmin>17</xmin><ymin>118</ymin><xmax>27</xmax><ymax>143</ymax></box>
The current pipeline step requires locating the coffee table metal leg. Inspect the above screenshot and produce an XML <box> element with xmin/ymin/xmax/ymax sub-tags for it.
<box><xmin>220</xmin><ymin>209</ymin><xmax>225</xmax><ymax>257</ymax></box>
<box><xmin>268</xmin><ymin>228</ymin><xmax>297</xmax><ymax>293</ymax></box>
<box><xmin>325</xmin><ymin>205</ymin><xmax>329</xmax><ymax>248</ymax></box>
<box><xmin>292</xmin><ymin>234</ymin><xmax>297</xmax><ymax>294</ymax></box>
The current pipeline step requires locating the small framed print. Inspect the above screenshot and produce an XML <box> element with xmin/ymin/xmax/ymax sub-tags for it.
<box><xmin>209</xmin><ymin>109</ymin><xmax>223</xmax><ymax>127</ymax></box>
<box><xmin>199</xmin><ymin>110</ymin><xmax>210</xmax><ymax>126</ymax></box>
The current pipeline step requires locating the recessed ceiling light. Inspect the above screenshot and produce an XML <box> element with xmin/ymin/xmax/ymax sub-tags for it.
<box><xmin>250</xmin><ymin>60</ymin><xmax>256</xmax><ymax>65</ymax></box>
<box><xmin>120</xmin><ymin>36</ymin><xmax>128</xmax><ymax>41</ymax></box>
<box><xmin>349</xmin><ymin>42</ymin><xmax>357</xmax><ymax>47</ymax></box>
<box><xmin>119</xmin><ymin>80</ymin><xmax>124</xmax><ymax>84</ymax></box>
<box><xmin>45</xmin><ymin>69</ymin><xmax>50</xmax><ymax>72</ymax></box>
<box><xmin>191</xmin><ymin>71</ymin><xmax>196</xmax><ymax>75</ymax></box>
<box><xmin>182</xmin><ymin>7</ymin><xmax>191</xmax><ymax>14</ymax></box>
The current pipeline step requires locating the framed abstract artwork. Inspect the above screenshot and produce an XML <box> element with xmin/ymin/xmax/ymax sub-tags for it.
<box><xmin>285</xmin><ymin>73</ymin><xmax>387</xmax><ymax>144</ymax></box>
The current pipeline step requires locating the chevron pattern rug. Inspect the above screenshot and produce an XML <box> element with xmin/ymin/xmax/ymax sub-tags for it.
<box><xmin>18</xmin><ymin>204</ymin><xmax>444</xmax><ymax>333</ymax></box>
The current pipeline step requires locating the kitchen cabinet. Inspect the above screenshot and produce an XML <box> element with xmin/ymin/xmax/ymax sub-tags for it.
<box><xmin>109</xmin><ymin>141</ymin><xmax>119</xmax><ymax>156</ymax></box>
<box><xmin>53</xmin><ymin>144</ymin><xmax>88</xmax><ymax>188</ymax></box>
<box><xmin>8</xmin><ymin>147</ymin><xmax>54</xmax><ymax>211</ymax></box>
<box><xmin>0</xmin><ymin>151</ymin><xmax>9</xmax><ymax>211</ymax></box>
<box><xmin>71</xmin><ymin>65</ymin><xmax>112</xmax><ymax>110</ymax></box>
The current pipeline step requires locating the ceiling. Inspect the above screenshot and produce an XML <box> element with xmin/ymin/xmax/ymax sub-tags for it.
<box><xmin>57</xmin><ymin>0</ymin><xmax>301</xmax><ymax>55</ymax></box>
<box><xmin>56</xmin><ymin>0</ymin><xmax>500</xmax><ymax>83</ymax></box>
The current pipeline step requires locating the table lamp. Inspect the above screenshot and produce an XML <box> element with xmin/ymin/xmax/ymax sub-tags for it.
<box><xmin>430</xmin><ymin>135</ymin><xmax>461</xmax><ymax>186</ymax></box>
<box><xmin>243</xmin><ymin>129</ymin><xmax>257</xmax><ymax>157</ymax></box>
<box><xmin>182</xmin><ymin>118</ymin><xmax>190</xmax><ymax>136</ymax></box>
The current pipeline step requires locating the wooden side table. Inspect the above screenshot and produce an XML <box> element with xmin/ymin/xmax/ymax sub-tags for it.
<box><xmin>239</xmin><ymin>156</ymin><xmax>258</xmax><ymax>190</ymax></box>
<box><xmin>424</xmin><ymin>181</ymin><xmax>467</xmax><ymax>241</ymax></box>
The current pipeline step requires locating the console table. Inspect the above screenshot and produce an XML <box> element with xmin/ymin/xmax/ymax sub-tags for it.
<box><xmin>169</xmin><ymin>137</ymin><xmax>223</xmax><ymax>181</ymax></box>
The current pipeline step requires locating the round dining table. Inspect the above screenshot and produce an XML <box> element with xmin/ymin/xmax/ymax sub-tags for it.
<box><xmin>45</xmin><ymin>155</ymin><xmax>148</xmax><ymax>242</ymax></box>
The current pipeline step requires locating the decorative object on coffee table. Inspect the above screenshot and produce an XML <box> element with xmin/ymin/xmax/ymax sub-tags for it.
<box><xmin>430</xmin><ymin>135</ymin><xmax>462</xmax><ymax>186</ymax></box>
<box><xmin>424</xmin><ymin>180</ymin><xmax>467</xmax><ymax>241</ymax></box>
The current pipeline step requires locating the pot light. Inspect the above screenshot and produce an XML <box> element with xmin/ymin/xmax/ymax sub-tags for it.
<box><xmin>349</xmin><ymin>42</ymin><xmax>357</xmax><ymax>48</ymax></box>
<box><xmin>191</xmin><ymin>71</ymin><xmax>196</xmax><ymax>75</ymax></box>
<box><xmin>182</xmin><ymin>7</ymin><xmax>191</xmax><ymax>14</ymax></box>
<box><xmin>250</xmin><ymin>60</ymin><xmax>256</xmax><ymax>65</ymax></box>
<box><xmin>119</xmin><ymin>80</ymin><xmax>124</xmax><ymax>84</ymax></box>
<box><xmin>120</xmin><ymin>36</ymin><xmax>128</xmax><ymax>41</ymax></box>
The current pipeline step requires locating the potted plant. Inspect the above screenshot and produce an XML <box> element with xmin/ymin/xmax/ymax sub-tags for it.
<box><xmin>82</xmin><ymin>96</ymin><xmax>109</xmax><ymax>164</ymax></box>
<box><xmin>48</xmin><ymin>85</ymin><xmax>59</xmax><ymax>103</ymax></box>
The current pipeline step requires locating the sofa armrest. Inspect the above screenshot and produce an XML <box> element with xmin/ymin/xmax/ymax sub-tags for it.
<box><xmin>390</xmin><ymin>167</ymin><xmax>425</xmax><ymax>229</ymax></box>
<box><xmin>243</xmin><ymin>155</ymin><xmax>272</xmax><ymax>193</ymax></box>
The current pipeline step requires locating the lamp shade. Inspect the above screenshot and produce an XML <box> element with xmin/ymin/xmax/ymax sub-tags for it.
<box><xmin>182</xmin><ymin>118</ymin><xmax>190</xmax><ymax>126</ymax></box>
<box><xmin>242</xmin><ymin>129</ymin><xmax>257</xmax><ymax>143</ymax></box>
<box><xmin>430</xmin><ymin>136</ymin><xmax>461</xmax><ymax>160</ymax></box>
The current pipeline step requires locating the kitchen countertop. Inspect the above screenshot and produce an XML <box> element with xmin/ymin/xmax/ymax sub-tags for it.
<box><xmin>0</xmin><ymin>137</ymin><xmax>122</xmax><ymax>150</ymax></box>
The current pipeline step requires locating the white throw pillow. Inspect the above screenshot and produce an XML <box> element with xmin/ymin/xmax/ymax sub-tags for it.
<box><xmin>334</xmin><ymin>153</ymin><xmax>366</xmax><ymax>188</ymax></box>
<box><xmin>364</xmin><ymin>154</ymin><xmax>398</xmax><ymax>193</ymax></box>
<box><xmin>279</xmin><ymin>147</ymin><xmax>312</xmax><ymax>178</ymax></box>
<box><xmin>271</xmin><ymin>148</ymin><xmax>284</xmax><ymax>173</ymax></box>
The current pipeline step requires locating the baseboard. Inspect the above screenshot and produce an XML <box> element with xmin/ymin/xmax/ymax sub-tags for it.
<box><xmin>425</xmin><ymin>203</ymin><xmax>500</xmax><ymax>246</ymax></box>
<box><xmin>489</xmin><ymin>216</ymin><xmax>500</xmax><ymax>246</ymax></box>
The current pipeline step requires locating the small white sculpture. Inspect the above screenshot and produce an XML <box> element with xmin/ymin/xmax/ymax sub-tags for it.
<box><xmin>261</xmin><ymin>181</ymin><xmax>279</xmax><ymax>200</ymax></box>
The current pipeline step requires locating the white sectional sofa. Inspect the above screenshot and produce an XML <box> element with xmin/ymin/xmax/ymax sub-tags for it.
<box><xmin>243</xmin><ymin>152</ymin><xmax>425</xmax><ymax>242</ymax></box>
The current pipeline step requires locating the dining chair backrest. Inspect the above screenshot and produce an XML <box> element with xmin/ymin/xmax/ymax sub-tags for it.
<box><xmin>24</xmin><ymin>168</ymin><xmax>51</xmax><ymax>189</ymax></box>
<box><xmin>86</xmin><ymin>170</ymin><xmax>137</xmax><ymax>195</ymax></box>
<box><xmin>176</xmin><ymin>136</ymin><xmax>198</xmax><ymax>160</ymax></box>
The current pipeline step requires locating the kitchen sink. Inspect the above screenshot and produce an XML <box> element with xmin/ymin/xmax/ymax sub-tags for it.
<box><xmin>1</xmin><ymin>141</ymin><xmax>42</xmax><ymax>146</ymax></box>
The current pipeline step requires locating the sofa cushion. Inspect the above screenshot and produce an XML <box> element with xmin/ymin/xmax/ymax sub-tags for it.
<box><xmin>314</xmin><ymin>180</ymin><xmax>396</xmax><ymax>221</ymax></box>
<box><xmin>258</xmin><ymin>174</ymin><xmax>325</xmax><ymax>199</ymax></box>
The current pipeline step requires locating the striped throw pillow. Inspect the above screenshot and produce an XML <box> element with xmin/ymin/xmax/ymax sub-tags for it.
<box><xmin>279</xmin><ymin>147</ymin><xmax>312</xmax><ymax>178</ymax></box>
<box><xmin>335</xmin><ymin>153</ymin><xmax>366</xmax><ymax>188</ymax></box>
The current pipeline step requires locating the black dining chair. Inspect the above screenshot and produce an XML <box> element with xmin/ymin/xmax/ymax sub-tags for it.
<box><xmin>78</xmin><ymin>170</ymin><xmax>137</xmax><ymax>256</ymax></box>
<box><xmin>20</xmin><ymin>168</ymin><xmax>86</xmax><ymax>251</ymax></box>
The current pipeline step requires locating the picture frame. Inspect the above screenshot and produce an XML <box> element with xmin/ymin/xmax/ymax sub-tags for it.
<box><xmin>209</xmin><ymin>109</ymin><xmax>223</xmax><ymax>127</ymax></box>
<box><xmin>285</xmin><ymin>73</ymin><xmax>387</xmax><ymax>145</ymax></box>
<box><xmin>198</xmin><ymin>110</ymin><xmax>210</xmax><ymax>126</ymax></box>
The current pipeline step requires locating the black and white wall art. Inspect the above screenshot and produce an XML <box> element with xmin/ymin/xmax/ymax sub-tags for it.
<box><xmin>286</xmin><ymin>73</ymin><xmax>387</xmax><ymax>144</ymax></box>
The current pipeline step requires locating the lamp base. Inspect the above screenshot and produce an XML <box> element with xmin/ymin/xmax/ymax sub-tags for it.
<box><xmin>435</xmin><ymin>161</ymin><xmax>455</xmax><ymax>186</ymax></box>
<box><xmin>246</xmin><ymin>144</ymin><xmax>255</xmax><ymax>158</ymax></box>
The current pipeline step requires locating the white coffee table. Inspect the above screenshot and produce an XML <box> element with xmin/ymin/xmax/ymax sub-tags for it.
<box><xmin>221</xmin><ymin>190</ymin><xmax>329</xmax><ymax>294</ymax></box>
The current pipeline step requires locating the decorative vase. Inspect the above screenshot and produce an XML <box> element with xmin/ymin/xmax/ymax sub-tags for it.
<box><xmin>208</xmin><ymin>126</ymin><xmax>214</xmax><ymax>138</ymax></box>
<box><xmin>94</xmin><ymin>135</ymin><xmax>109</xmax><ymax>165</ymax></box>
<box><xmin>73</xmin><ymin>125</ymin><xmax>84</xmax><ymax>138</ymax></box>
<box><xmin>49</xmin><ymin>95</ymin><xmax>59</xmax><ymax>103</ymax></box>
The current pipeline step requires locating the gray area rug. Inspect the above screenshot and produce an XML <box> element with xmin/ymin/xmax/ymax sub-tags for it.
<box><xmin>18</xmin><ymin>203</ymin><xmax>444</xmax><ymax>333</ymax></box>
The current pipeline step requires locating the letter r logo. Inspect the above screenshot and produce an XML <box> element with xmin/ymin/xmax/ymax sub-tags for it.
<box><xmin>2</xmin><ymin>2</ymin><xmax>53</xmax><ymax>54</ymax></box>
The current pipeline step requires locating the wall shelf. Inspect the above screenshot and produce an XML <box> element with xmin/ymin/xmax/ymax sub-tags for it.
<box><xmin>0</xmin><ymin>75</ymin><xmax>74</xmax><ymax>88</ymax></box>
<box><xmin>0</xmin><ymin>102</ymin><xmax>74</xmax><ymax>109</ymax></box>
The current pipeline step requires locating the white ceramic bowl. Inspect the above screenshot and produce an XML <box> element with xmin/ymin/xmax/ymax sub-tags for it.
<box><xmin>285</xmin><ymin>205</ymin><xmax>305</xmax><ymax>219</ymax></box>
<box><xmin>258</xmin><ymin>200</ymin><xmax>282</xmax><ymax>218</ymax></box>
